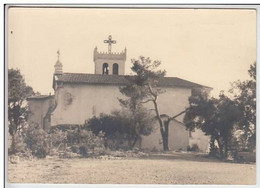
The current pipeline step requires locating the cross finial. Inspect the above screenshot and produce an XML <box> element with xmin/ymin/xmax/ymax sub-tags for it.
<box><xmin>104</xmin><ymin>35</ymin><xmax>116</xmax><ymax>53</ymax></box>
<box><xmin>57</xmin><ymin>49</ymin><xmax>60</xmax><ymax>61</ymax></box>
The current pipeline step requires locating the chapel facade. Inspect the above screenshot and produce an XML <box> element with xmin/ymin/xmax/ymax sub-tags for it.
<box><xmin>27</xmin><ymin>35</ymin><xmax>210</xmax><ymax>152</ymax></box>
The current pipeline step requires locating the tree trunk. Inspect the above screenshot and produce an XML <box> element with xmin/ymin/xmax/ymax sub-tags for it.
<box><xmin>151</xmin><ymin>98</ymin><xmax>170</xmax><ymax>151</ymax></box>
<box><xmin>132</xmin><ymin>135</ymin><xmax>138</xmax><ymax>149</ymax></box>
<box><xmin>216</xmin><ymin>138</ymin><xmax>224</xmax><ymax>159</ymax></box>
<box><xmin>162</xmin><ymin>136</ymin><xmax>169</xmax><ymax>151</ymax></box>
<box><xmin>224</xmin><ymin>143</ymin><xmax>228</xmax><ymax>159</ymax></box>
<box><xmin>162</xmin><ymin>121</ymin><xmax>169</xmax><ymax>151</ymax></box>
<box><xmin>223</xmin><ymin>137</ymin><xmax>229</xmax><ymax>159</ymax></box>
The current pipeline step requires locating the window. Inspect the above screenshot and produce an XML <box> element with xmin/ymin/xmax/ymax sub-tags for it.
<box><xmin>113</xmin><ymin>63</ymin><xmax>119</xmax><ymax>75</ymax></box>
<box><xmin>103</xmin><ymin>63</ymin><xmax>109</xmax><ymax>75</ymax></box>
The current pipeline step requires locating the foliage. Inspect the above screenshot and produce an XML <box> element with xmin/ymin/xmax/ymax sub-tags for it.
<box><xmin>184</xmin><ymin>89</ymin><xmax>243</xmax><ymax>158</ymax></box>
<box><xmin>76</xmin><ymin>130</ymin><xmax>105</xmax><ymax>157</ymax></box>
<box><xmin>86</xmin><ymin>113</ymin><xmax>130</xmax><ymax>137</ymax></box>
<box><xmin>187</xmin><ymin>144</ymin><xmax>199</xmax><ymax>152</ymax></box>
<box><xmin>86</xmin><ymin>113</ymin><xmax>132</xmax><ymax>149</ymax></box>
<box><xmin>119</xmin><ymin>56</ymin><xmax>188</xmax><ymax>151</ymax></box>
<box><xmin>120</xmin><ymin>56</ymin><xmax>170</xmax><ymax>150</ymax></box>
<box><xmin>86</xmin><ymin>109</ymin><xmax>154</xmax><ymax>149</ymax></box>
<box><xmin>8</xmin><ymin>69</ymin><xmax>35</xmax><ymax>136</ymax></box>
<box><xmin>114</xmin><ymin>109</ymin><xmax>154</xmax><ymax>136</ymax></box>
<box><xmin>59</xmin><ymin>126</ymin><xmax>105</xmax><ymax>157</ymax></box>
<box><xmin>48</xmin><ymin>128</ymin><xmax>67</xmax><ymax>152</ymax></box>
<box><xmin>66</xmin><ymin>128</ymin><xmax>81</xmax><ymax>145</ymax></box>
<box><xmin>24</xmin><ymin>123</ymin><xmax>50</xmax><ymax>158</ymax></box>
<box><xmin>184</xmin><ymin>63</ymin><xmax>256</xmax><ymax>158</ymax></box>
<box><xmin>230</xmin><ymin>62</ymin><xmax>256</xmax><ymax>150</ymax></box>
<box><xmin>9</xmin><ymin>122</ymin><xmax>105</xmax><ymax>159</ymax></box>
<box><xmin>79</xmin><ymin>129</ymin><xmax>105</xmax><ymax>149</ymax></box>
<box><xmin>9</xmin><ymin>133</ymin><xmax>27</xmax><ymax>155</ymax></box>
<box><xmin>113</xmin><ymin>109</ymin><xmax>154</xmax><ymax>148</ymax></box>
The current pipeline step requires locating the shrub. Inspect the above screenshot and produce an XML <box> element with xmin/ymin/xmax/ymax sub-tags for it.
<box><xmin>86</xmin><ymin>111</ymin><xmax>154</xmax><ymax>150</ymax></box>
<box><xmin>79</xmin><ymin>130</ymin><xmax>105</xmax><ymax>155</ymax></box>
<box><xmin>79</xmin><ymin>145</ymin><xmax>88</xmax><ymax>157</ymax></box>
<box><xmin>71</xmin><ymin>145</ymin><xmax>80</xmax><ymax>153</ymax></box>
<box><xmin>64</xmin><ymin>128</ymin><xmax>105</xmax><ymax>157</ymax></box>
<box><xmin>49</xmin><ymin>128</ymin><xmax>67</xmax><ymax>150</ymax></box>
<box><xmin>9</xmin><ymin>133</ymin><xmax>27</xmax><ymax>155</ymax></box>
<box><xmin>24</xmin><ymin>123</ymin><xmax>49</xmax><ymax>158</ymax></box>
<box><xmin>187</xmin><ymin>144</ymin><xmax>199</xmax><ymax>152</ymax></box>
<box><xmin>66</xmin><ymin>128</ymin><xmax>80</xmax><ymax>145</ymax></box>
<box><xmin>21</xmin><ymin>124</ymin><xmax>105</xmax><ymax>158</ymax></box>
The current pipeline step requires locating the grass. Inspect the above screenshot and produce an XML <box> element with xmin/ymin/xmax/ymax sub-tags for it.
<box><xmin>8</xmin><ymin>151</ymin><xmax>256</xmax><ymax>184</ymax></box>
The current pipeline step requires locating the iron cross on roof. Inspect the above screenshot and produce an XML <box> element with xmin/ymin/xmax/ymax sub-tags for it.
<box><xmin>104</xmin><ymin>35</ymin><xmax>116</xmax><ymax>53</ymax></box>
<box><xmin>57</xmin><ymin>49</ymin><xmax>60</xmax><ymax>61</ymax></box>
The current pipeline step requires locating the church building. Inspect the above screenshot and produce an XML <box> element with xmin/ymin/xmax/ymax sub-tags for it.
<box><xmin>27</xmin><ymin>35</ymin><xmax>210</xmax><ymax>152</ymax></box>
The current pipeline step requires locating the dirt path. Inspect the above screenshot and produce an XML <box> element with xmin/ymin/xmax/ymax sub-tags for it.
<box><xmin>8</xmin><ymin>152</ymin><xmax>255</xmax><ymax>184</ymax></box>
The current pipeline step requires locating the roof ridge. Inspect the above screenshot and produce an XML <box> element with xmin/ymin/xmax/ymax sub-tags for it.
<box><xmin>63</xmin><ymin>72</ymin><xmax>179</xmax><ymax>78</ymax></box>
<box><xmin>58</xmin><ymin>72</ymin><xmax>210</xmax><ymax>88</ymax></box>
<box><xmin>63</xmin><ymin>72</ymin><xmax>129</xmax><ymax>77</ymax></box>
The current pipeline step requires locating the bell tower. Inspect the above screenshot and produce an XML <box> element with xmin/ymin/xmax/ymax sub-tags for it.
<box><xmin>93</xmin><ymin>35</ymin><xmax>126</xmax><ymax>75</ymax></box>
<box><xmin>54</xmin><ymin>49</ymin><xmax>63</xmax><ymax>75</ymax></box>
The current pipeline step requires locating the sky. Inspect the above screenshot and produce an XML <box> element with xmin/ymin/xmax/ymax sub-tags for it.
<box><xmin>8</xmin><ymin>7</ymin><xmax>256</xmax><ymax>97</ymax></box>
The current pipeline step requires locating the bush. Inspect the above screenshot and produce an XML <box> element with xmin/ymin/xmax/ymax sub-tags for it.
<box><xmin>66</xmin><ymin>128</ymin><xmax>80</xmax><ymax>145</ymax></box>
<box><xmin>18</xmin><ymin>123</ymin><xmax>106</xmax><ymax>158</ymax></box>
<box><xmin>24</xmin><ymin>123</ymin><xmax>49</xmax><ymax>158</ymax></box>
<box><xmin>71</xmin><ymin>145</ymin><xmax>80</xmax><ymax>153</ymax></box>
<box><xmin>187</xmin><ymin>144</ymin><xmax>199</xmax><ymax>152</ymax></box>
<box><xmin>78</xmin><ymin>130</ymin><xmax>105</xmax><ymax>157</ymax></box>
<box><xmin>105</xmin><ymin>132</ymin><xmax>131</xmax><ymax>150</ymax></box>
<box><xmin>79</xmin><ymin>145</ymin><xmax>88</xmax><ymax>157</ymax></box>
<box><xmin>49</xmin><ymin>128</ymin><xmax>67</xmax><ymax>151</ymax></box>
<box><xmin>86</xmin><ymin>111</ymin><xmax>154</xmax><ymax>150</ymax></box>
<box><xmin>63</xmin><ymin>128</ymin><xmax>105</xmax><ymax>157</ymax></box>
<box><xmin>9</xmin><ymin>133</ymin><xmax>27</xmax><ymax>155</ymax></box>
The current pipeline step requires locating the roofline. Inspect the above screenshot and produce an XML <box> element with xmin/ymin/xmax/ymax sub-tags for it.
<box><xmin>27</xmin><ymin>95</ymin><xmax>54</xmax><ymax>100</ymax></box>
<box><xmin>56</xmin><ymin>80</ymin><xmax>209</xmax><ymax>89</ymax></box>
<box><xmin>55</xmin><ymin>73</ymin><xmax>211</xmax><ymax>89</ymax></box>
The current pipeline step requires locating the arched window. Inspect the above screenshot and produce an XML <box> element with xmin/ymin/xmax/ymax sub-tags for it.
<box><xmin>113</xmin><ymin>63</ymin><xmax>119</xmax><ymax>75</ymax></box>
<box><xmin>103</xmin><ymin>63</ymin><xmax>109</xmax><ymax>75</ymax></box>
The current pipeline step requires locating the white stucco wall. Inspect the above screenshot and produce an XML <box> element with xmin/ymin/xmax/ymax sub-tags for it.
<box><xmin>144</xmin><ymin>87</ymin><xmax>191</xmax><ymax>122</ymax></box>
<box><xmin>51</xmin><ymin>84</ymin><xmax>123</xmax><ymax>126</ymax></box>
<box><xmin>189</xmin><ymin>128</ymin><xmax>210</xmax><ymax>153</ymax></box>
<box><xmin>141</xmin><ymin>120</ymin><xmax>189</xmax><ymax>151</ymax></box>
<box><xmin>28</xmin><ymin>97</ymin><xmax>54</xmax><ymax>129</ymax></box>
<box><xmin>51</xmin><ymin>84</ymin><xmax>191</xmax><ymax>126</ymax></box>
<box><xmin>50</xmin><ymin>83</ymin><xmax>210</xmax><ymax>152</ymax></box>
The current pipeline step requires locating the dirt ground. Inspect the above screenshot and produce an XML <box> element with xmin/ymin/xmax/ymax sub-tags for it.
<box><xmin>8</xmin><ymin>152</ymin><xmax>256</xmax><ymax>184</ymax></box>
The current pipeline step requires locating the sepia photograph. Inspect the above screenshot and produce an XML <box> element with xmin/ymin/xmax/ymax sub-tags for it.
<box><xmin>6</xmin><ymin>5</ymin><xmax>256</xmax><ymax>185</ymax></box>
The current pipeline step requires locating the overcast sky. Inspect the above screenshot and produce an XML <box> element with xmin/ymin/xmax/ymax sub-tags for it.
<box><xmin>8</xmin><ymin>8</ymin><xmax>256</xmax><ymax>97</ymax></box>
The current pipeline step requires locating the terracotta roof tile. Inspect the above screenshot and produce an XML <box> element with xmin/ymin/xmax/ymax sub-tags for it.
<box><xmin>27</xmin><ymin>95</ymin><xmax>54</xmax><ymax>100</ymax></box>
<box><xmin>56</xmin><ymin>73</ymin><xmax>209</xmax><ymax>88</ymax></box>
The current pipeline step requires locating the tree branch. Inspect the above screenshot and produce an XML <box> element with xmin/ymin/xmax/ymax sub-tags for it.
<box><xmin>140</xmin><ymin>99</ymin><xmax>154</xmax><ymax>104</ymax></box>
<box><xmin>169</xmin><ymin>108</ymin><xmax>190</xmax><ymax>121</ymax></box>
<box><xmin>147</xmin><ymin>83</ymin><xmax>157</xmax><ymax>98</ymax></box>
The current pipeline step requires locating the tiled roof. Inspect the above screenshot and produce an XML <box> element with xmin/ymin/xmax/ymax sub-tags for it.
<box><xmin>56</xmin><ymin>73</ymin><xmax>209</xmax><ymax>88</ymax></box>
<box><xmin>27</xmin><ymin>95</ymin><xmax>53</xmax><ymax>100</ymax></box>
